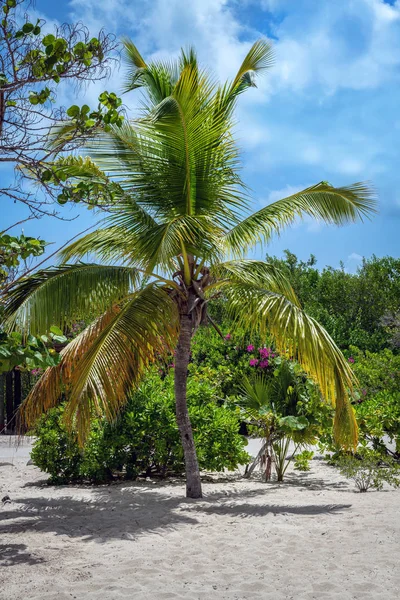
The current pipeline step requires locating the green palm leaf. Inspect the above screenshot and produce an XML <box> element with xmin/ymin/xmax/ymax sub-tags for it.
<box><xmin>226</xmin><ymin>182</ymin><xmax>377</xmax><ymax>255</ymax></box>
<box><xmin>210</xmin><ymin>259</ymin><xmax>300</xmax><ymax>305</ymax></box>
<box><xmin>4</xmin><ymin>264</ymin><xmax>140</xmax><ymax>335</ymax></box>
<box><xmin>240</xmin><ymin>375</ymin><xmax>271</xmax><ymax>411</ymax></box>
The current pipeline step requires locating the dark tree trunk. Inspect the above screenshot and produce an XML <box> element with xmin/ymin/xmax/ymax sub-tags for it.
<box><xmin>5</xmin><ymin>371</ymin><xmax>14</xmax><ymax>433</ymax></box>
<box><xmin>13</xmin><ymin>368</ymin><xmax>22</xmax><ymax>413</ymax></box>
<box><xmin>0</xmin><ymin>374</ymin><xmax>5</xmax><ymax>433</ymax></box>
<box><xmin>174</xmin><ymin>313</ymin><xmax>202</xmax><ymax>498</ymax></box>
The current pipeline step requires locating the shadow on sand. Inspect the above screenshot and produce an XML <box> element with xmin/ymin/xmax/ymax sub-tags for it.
<box><xmin>0</xmin><ymin>543</ymin><xmax>45</xmax><ymax>567</ymax></box>
<box><xmin>0</xmin><ymin>481</ymin><xmax>352</xmax><ymax>557</ymax></box>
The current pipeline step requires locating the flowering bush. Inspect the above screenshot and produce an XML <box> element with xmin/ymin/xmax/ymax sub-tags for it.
<box><xmin>190</xmin><ymin>325</ymin><xmax>278</xmax><ymax>397</ymax></box>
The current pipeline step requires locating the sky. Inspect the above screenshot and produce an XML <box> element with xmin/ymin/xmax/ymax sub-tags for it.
<box><xmin>3</xmin><ymin>0</ymin><xmax>400</xmax><ymax>272</ymax></box>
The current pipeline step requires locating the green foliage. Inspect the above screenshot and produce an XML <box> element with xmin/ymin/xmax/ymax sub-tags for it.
<box><xmin>0</xmin><ymin>231</ymin><xmax>66</xmax><ymax>374</ymax></box>
<box><xmin>7</xmin><ymin>17</ymin><xmax>105</xmax><ymax>82</ymax></box>
<box><xmin>30</xmin><ymin>406</ymin><xmax>84</xmax><ymax>484</ymax></box>
<box><xmin>334</xmin><ymin>448</ymin><xmax>400</xmax><ymax>492</ymax></box>
<box><xmin>190</xmin><ymin>324</ymin><xmax>276</xmax><ymax>397</ymax></box>
<box><xmin>0</xmin><ymin>329</ymin><xmax>66</xmax><ymax>374</ymax></box>
<box><xmin>356</xmin><ymin>392</ymin><xmax>400</xmax><ymax>455</ymax></box>
<box><xmin>350</xmin><ymin>347</ymin><xmax>400</xmax><ymax>455</ymax></box>
<box><xmin>1</xmin><ymin>0</ymin><xmax>119</xmax><ymax>213</ymax></box>
<box><xmin>0</xmin><ymin>234</ymin><xmax>46</xmax><ymax>282</ymax></box>
<box><xmin>351</xmin><ymin>346</ymin><xmax>400</xmax><ymax>395</ymax></box>
<box><xmin>31</xmin><ymin>373</ymin><xmax>249</xmax><ymax>484</ymax></box>
<box><xmin>294</xmin><ymin>449</ymin><xmax>314</xmax><ymax>471</ymax></box>
<box><xmin>267</xmin><ymin>251</ymin><xmax>400</xmax><ymax>352</ymax></box>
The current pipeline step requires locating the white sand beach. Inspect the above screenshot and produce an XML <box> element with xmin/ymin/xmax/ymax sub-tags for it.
<box><xmin>1</xmin><ymin>437</ymin><xmax>399</xmax><ymax>600</ymax></box>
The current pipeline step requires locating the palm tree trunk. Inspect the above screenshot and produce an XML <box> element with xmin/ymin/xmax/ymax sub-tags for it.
<box><xmin>174</xmin><ymin>313</ymin><xmax>202</xmax><ymax>498</ymax></box>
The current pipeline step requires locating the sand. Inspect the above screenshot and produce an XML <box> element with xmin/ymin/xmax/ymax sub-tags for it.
<box><xmin>0</xmin><ymin>437</ymin><xmax>399</xmax><ymax>600</ymax></box>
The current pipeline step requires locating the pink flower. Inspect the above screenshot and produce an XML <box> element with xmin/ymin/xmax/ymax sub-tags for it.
<box><xmin>246</xmin><ymin>345</ymin><xmax>255</xmax><ymax>352</ymax></box>
<box><xmin>30</xmin><ymin>368</ymin><xmax>43</xmax><ymax>376</ymax></box>
<box><xmin>348</xmin><ymin>357</ymin><xmax>355</xmax><ymax>364</ymax></box>
<box><xmin>259</xmin><ymin>347</ymin><xmax>271</xmax><ymax>359</ymax></box>
<box><xmin>224</xmin><ymin>333</ymin><xmax>232</xmax><ymax>340</ymax></box>
<box><xmin>168</xmin><ymin>363</ymin><xmax>175</xmax><ymax>368</ymax></box>
<box><xmin>259</xmin><ymin>359</ymin><xmax>269</xmax><ymax>368</ymax></box>
<box><xmin>249</xmin><ymin>358</ymin><xmax>259</xmax><ymax>367</ymax></box>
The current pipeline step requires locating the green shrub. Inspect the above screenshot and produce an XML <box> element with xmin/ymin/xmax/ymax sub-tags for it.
<box><xmin>31</xmin><ymin>373</ymin><xmax>250</xmax><ymax>484</ymax></box>
<box><xmin>294</xmin><ymin>450</ymin><xmax>314</xmax><ymax>471</ymax></box>
<box><xmin>334</xmin><ymin>448</ymin><xmax>400</xmax><ymax>492</ymax></box>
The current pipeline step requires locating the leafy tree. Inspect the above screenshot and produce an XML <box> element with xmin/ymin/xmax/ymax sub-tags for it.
<box><xmin>0</xmin><ymin>224</ymin><xmax>67</xmax><ymax>431</ymax></box>
<box><xmin>0</xmin><ymin>225</ymin><xmax>66</xmax><ymax>373</ymax></box>
<box><xmin>267</xmin><ymin>251</ymin><xmax>400</xmax><ymax>351</ymax></box>
<box><xmin>0</xmin><ymin>0</ymin><xmax>123</xmax><ymax>216</ymax></box>
<box><xmin>0</xmin><ymin>230</ymin><xmax>46</xmax><ymax>285</ymax></box>
<box><xmin>3</xmin><ymin>40</ymin><xmax>375</xmax><ymax>497</ymax></box>
<box><xmin>351</xmin><ymin>347</ymin><xmax>400</xmax><ymax>456</ymax></box>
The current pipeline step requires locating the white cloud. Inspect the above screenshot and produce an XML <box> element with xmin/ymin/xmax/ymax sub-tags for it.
<box><xmin>348</xmin><ymin>252</ymin><xmax>363</xmax><ymax>261</ymax></box>
<box><xmin>336</xmin><ymin>158</ymin><xmax>365</xmax><ymax>176</ymax></box>
<box><xmin>39</xmin><ymin>0</ymin><xmax>399</xmax><ymax>219</ymax></box>
<box><xmin>346</xmin><ymin>252</ymin><xmax>364</xmax><ymax>273</ymax></box>
<box><xmin>264</xmin><ymin>184</ymin><xmax>303</xmax><ymax>205</ymax></box>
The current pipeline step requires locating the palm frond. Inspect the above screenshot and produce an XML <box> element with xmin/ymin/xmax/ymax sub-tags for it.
<box><xmin>210</xmin><ymin>259</ymin><xmax>300</xmax><ymax>305</ymax></box>
<box><xmin>231</xmin><ymin>39</ymin><xmax>274</xmax><ymax>92</ymax></box>
<box><xmin>215</xmin><ymin>40</ymin><xmax>274</xmax><ymax>119</ymax></box>
<box><xmin>122</xmin><ymin>37</ymin><xmax>180</xmax><ymax>102</ymax></box>
<box><xmin>59</xmin><ymin>227</ymin><xmax>139</xmax><ymax>265</ymax></box>
<box><xmin>4</xmin><ymin>264</ymin><xmax>139</xmax><ymax>335</ymax></box>
<box><xmin>19</xmin><ymin>306</ymin><xmax>119</xmax><ymax>430</ymax></box>
<box><xmin>20</xmin><ymin>284</ymin><xmax>179</xmax><ymax>442</ymax></box>
<box><xmin>225</xmin><ymin>283</ymin><xmax>358</xmax><ymax>448</ymax></box>
<box><xmin>226</xmin><ymin>182</ymin><xmax>377</xmax><ymax>255</ymax></box>
<box><xmin>240</xmin><ymin>375</ymin><xmax>271</xmax><ymax>411</ymax></box>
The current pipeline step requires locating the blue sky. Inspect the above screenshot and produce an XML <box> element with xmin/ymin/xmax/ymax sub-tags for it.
<box><xmin>4</xmin><ymin>0</ymin><xmax>400</xmax><ymax>272</ymax></box>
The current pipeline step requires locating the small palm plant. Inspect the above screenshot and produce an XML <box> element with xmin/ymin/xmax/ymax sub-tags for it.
<box><xmin>3</xmin><ymin>39</ymin><xmax>376</xmax><ymax>497</ymax></box>
<box><xmin>239</xmin><ymin>361</ymin><xmax>314</xmax><ymax>482</ymax></box>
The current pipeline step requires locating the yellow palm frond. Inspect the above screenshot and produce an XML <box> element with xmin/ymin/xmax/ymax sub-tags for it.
<box><xmin>4</xmin><ymin>264</ymin><xmax>139</xmax><ymax>336</ymax></box>
<box><xmin>20</xmin><ymin>284</ymin><xmax>179</xmax><ymax>442</ymax></box>
<box><xmin>225</xmin><ymin>282</ymin><xmax>358</xmax><ymax>448</ymax></box>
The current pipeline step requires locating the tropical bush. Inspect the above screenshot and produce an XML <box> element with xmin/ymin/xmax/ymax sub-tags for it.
<box><xmin>334</xmin><ymin>448</ymin><xmax>400</xmax><ymax>492</ymax></box>
<box><xmin>190</xmin><ymin>325</ymin><xmax>277</xmax><ymax>397</ymax></box>
<box><xmin>31</xmin><ymin>373</ymin><xmax>249</xmax><ymax>484</ymax></box>
<box><xmin>351</xmin><ymin>347</ymin><xmax>400</xmax><ymax>456</ymax></box>
<box><xmin>294</xmin><ymin>450</ymin><xmax>314</xmax><ymax>471</ymax></box>
<box><xmin>237</xmin><ymin>359</ymin><xmax>328</xmax><ymax>481</ymax></box>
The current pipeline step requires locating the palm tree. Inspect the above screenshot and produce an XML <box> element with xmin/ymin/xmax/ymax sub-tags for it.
<box><xmin>3</xmin><ymin>39</ymin><xmax>376</xmax><ymax>498</ymax></box>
